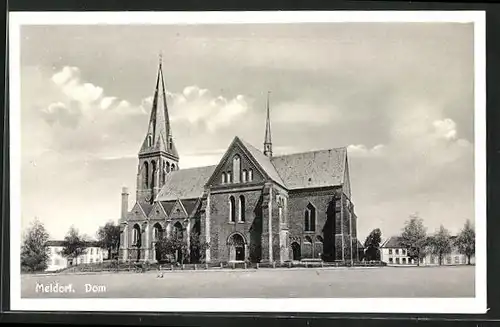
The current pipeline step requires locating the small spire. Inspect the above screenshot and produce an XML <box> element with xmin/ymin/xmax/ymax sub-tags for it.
<box><xmin>264</xmin><ymin>91</ymin><xmax>273</xmax><ymax>157</ymax></box>
<box><xmin>159</xmin><ymin>51</ymin><xmax>163</xmax><ymax>68</ymax></box>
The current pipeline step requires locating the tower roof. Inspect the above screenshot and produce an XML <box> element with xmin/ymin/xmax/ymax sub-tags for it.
<box><xmin>263</xmin><ymin>91</ymin><xmax>273</xmax><ymax>157</ymax></box>
<box><xmin>139</xmin><ymin>54</ymin><xmax>179</xmax><ymax>158</ymax></box>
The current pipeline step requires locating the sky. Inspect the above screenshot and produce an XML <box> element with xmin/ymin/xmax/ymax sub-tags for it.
<box><xmin>18</xmin><ymin>23</ymin><xmax>475</xmax><ymax>242</ymax></box>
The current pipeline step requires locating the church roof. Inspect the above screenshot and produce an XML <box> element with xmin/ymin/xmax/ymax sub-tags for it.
<box><xmin>139</xmin><ymin>57</ymin><xmax>179</xmax><ymax>158</ymax></box>
<box><xmin>156</xmin><ymin>165</ymin><xmax>217</xmax><ymax>201</ymax></box>
<box><xmin>239</xmin><ymin>138</ymin><xmax>285</xmax><ymax>187</ymax></box>
<box><xmin>154</xmin><ymin>141</ymin><xmax>347</xmax><ymax>202</ymax></box>
<box><xmin>271</xmin><ymin>147</ymin><xmax>347</xmax><ymax>190</ymax></box>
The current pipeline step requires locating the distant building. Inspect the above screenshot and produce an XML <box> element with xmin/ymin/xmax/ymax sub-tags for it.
<box><xmin>380</xmin><ymin>236</ymin><xmax>475</xmax><ymax>266</ymax></box>
<box><xmin>45</xmin><ymin>240</ymin><xmax>106</xmax><ymax>272</ymax></box>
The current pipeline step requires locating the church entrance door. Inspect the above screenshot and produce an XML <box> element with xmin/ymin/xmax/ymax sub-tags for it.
<box><xmin>291</xmin><ymin>242</ymin><xmax>301</xmax><ymax>261</ymax></box>
<box><xmin>228</xmin><ymin>233</ymin><xmax>246</xmax><ymax>261</ymax></box>
<box><xmin>235</xmin><ymin>246</ymin><xmax>245</xmax><ymax>261</ymax></box>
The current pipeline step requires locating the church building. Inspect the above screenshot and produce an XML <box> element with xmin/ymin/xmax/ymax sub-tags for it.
<box><xmin>119</xmin><ymin>58</ymin><xmax>360</xmax><ymax>264</ymax></box>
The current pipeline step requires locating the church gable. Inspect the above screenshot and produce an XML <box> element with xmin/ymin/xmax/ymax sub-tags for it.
<box><xmin>205</xmin><ymin>137</ymin><xmax>272</xmax><ymax>187</ymax></box>
<box><xmin>148</xmin><ymin>201</ymin><xmax>168</xmax><ymax>220</ymax></box>
<box><xmin>127</xmin><ymin>202</ymin><xmax>148</xmax><ymax>221</ymax></box>
<box><xmin>168</xmin><ymin>199</ymin><xmax>188</xmax><ymax>219</ymax></box>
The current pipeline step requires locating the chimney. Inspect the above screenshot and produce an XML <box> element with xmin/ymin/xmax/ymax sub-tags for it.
<box><xmin>121</xmin><ymin>186</ymin><xmax>129</xmax><ymax>220</ymax></box>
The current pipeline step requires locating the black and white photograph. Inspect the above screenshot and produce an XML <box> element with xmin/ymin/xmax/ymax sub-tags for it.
<box><xmin>9</xmin><ymin>11</ymin><xmax>486</xmax><ymax>313</ymax></box>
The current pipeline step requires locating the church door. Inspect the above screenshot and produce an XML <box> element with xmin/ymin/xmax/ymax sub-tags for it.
<box><xmin>235</xmin><ymin>246</ymin><xmax>245</xmax><ymax>261</ymax></box>
<box><xmin>291</xmin><ymin>242</ymin><xmax>301</xmax><ymax>261</ymax></box>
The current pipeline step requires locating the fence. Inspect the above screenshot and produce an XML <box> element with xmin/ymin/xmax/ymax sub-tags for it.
<box><xmin>53</xmin><ymin>260</ymin><xmax>386</xmax><ymax>274</ymax></box>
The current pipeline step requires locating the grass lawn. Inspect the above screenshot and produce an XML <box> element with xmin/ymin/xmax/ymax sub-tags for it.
<box><xmin>21</xmin><ymin>265</ymin><xmax>475</xmax><ymax>298</ymax></box>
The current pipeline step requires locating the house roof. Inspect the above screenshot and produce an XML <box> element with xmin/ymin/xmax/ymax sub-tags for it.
<box><xmin>271</xmin><ymin>147</ymin><xmax>346</xmax><ymax>190</ymax></box>
<box><xmin>380</xmin><ymin>236</ymin><xmax>404</xmax><ymax>248</ymax></box>
<box><xmin>156</xmin><ymin>165</ymin><xmax>217</xmax><ymax>201</ymax></box>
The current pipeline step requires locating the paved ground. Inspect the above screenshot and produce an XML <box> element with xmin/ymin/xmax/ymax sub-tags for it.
<box><xmin>21</xmin><ymin>265</ymin><xmax>475</xmax><ymax>298</ymax></box>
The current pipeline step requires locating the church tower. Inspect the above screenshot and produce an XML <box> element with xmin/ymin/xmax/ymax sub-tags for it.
<box><xmin>136</xmin><ymin>54</ymin><xmax>179</xmax><ymax>204</ymax></box>
<box><xmin>263</xmin><ymin>91</ymin><xmax>273</xmax><ymax>157</ymax></box>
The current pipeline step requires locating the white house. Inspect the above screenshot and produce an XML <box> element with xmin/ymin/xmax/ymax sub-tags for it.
<box><xmin>45</xmin><ymin>240</ymin><xmax>106</xmax><ymax>272</ymax></box>
<box><xmin>380</xmin><ymin>236</ymin><xmax>475</xmax><ymax>266</ymax></box>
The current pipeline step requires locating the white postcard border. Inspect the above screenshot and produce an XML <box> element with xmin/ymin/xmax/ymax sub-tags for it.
<box><xmin>9</xmin><ymin>10</ymin><xmax>487</xmax><ymax>314</ymax></box>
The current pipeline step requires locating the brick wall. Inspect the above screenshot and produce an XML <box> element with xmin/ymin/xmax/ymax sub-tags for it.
<box><xmin>208</xmin><ymin>187</ymin><xmax>264</xmax><ymax>262</ymax></box>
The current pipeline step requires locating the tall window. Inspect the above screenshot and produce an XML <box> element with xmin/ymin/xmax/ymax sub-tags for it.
<box><xmin>133</xmin><ymin>224</ymin><xmax>141</xmax><ymax>246</ymax></box>
<box><xmin>143</xmin><ymin>162</ymin><xmax>149</xmax><ymax>188</ymax></box>
<box><xmin>279</xmin><ymin>206</ymin><xmax>283</xmax><ymax>224</ymax></box>
<box><xmin>242</xmin><ymin>170</ymin><xmax>248</xmax><ymax>182</ymax></box>
<box><xmin>147</xmin><ymin>135</ymin><xmax>152</xmax><ymax>147</ymax></box>
<box><xmin>168</xmin><ymin>137</ymin><xmax>173</xmax><ymax>149</ymax></box>
<box><xmin>229</xmin><ymin>196</ymin><xmax>236</xmax><ymax>222</ymax></box>
<box><xmin>233</xmin><ymin>155</ymin><xmax>241</xmax><ymax>183</ymax></box>
<box><xmin>304</xmin><ymin>203</ymin><xmax>316</xmax><ymax>232</ymax></box>
<box><xmin>227</xmin><ymin>171</ymin><xmax>232</xmax><ymax>183</ymax></box>
<box><xmin>222</xmin><ymin>173</ymin><xmax>227</xmax><ymax>184</ymax></box>
<box><xmin>248</xmin><ymin>169</ymin><xmax>253</xmax><ymax>181</ymax></box>
<box><xmin>153</xmin><ymin>223</ymin><xmax>162</xmax><ymax>241</ymax></box>
<box><xmin>238</xmin><ymin>195</ymin><xmax>246</xmax><ymax>222</ymax></box>
<box><xmin>151</xmin><ymin>160</ymin><xmax>157</xmax><ymax>188</ymax></box>
<box><xmin>171</xmin><ymin>164</ymin><xmax>175</xmax><ymax>171</ymax></box>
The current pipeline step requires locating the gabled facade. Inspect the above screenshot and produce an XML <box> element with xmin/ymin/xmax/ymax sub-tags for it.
<box><xmin>119</xmin><ymin>58</ymin><xmax>360</xmax><ymax>264</ymax></box>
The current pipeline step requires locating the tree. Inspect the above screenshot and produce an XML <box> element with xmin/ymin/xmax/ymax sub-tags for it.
<box><xmin>61</xmin><ymin>226</ymin><xmax>87</xmax><ymax>265</ymax></box>
<box><xmin>21</xmin><ymin>218</ymin><xmax>50</xmax><ymax>272</ymax></box>
<box><xmin>455</xmin><ymin>219</ymin><xmax>475</xmax><ymax>265</ymax></box>
<box><xmin>155</xmin><ymin>234</ymin><xmax>189</xmax><ymax>264</ymax></box>
<box><xmin>428</xmin><ymin>225</ymin><xmax>452</xmax><ymax>265</ymax></box>
<box><xmin>400</xmin><ymin>214</ymin><xmax>427</xmax><ymax>266</ymax></box>
<box><xmin>189</xmin><ymin>233</ymin><xmax>210</xmax><ymax>263</ymax></box>
<box><xmin>363</xmin><ymin>228</ymin><xmax>382</xmax><ymax>261</ymax></box>
<box><xmin>97</xmin><ymin>221</ymin><xmax>121</xmax><ymax>259</ymax></box>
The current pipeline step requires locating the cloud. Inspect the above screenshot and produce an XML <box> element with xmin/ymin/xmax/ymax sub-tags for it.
<box><xmin>167</xmin><ymin>85</ymin><xmax>249</xmax><ymax>133</ymax></box>
<box><xmin>41</xmin><ymin>101</ymin><xmax>81</xmax><ymax>128</ymax></box>
<box><xmin>433</xmin><ymin>118</ymin><xmax>458</xmax><ymax>140</ymax></box>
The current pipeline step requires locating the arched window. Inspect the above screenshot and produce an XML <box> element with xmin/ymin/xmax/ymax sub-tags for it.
<box><xmin>151</xmin><ymin>160</ymin><xmax>156</xmax><ymax>188</ymax></box>
<box><xmin>171</xmin><ymin>164</ymin><xmax>175</xmax><ymax>172</ymax></box>
<box><xmin>233</xmin><ymin>155</ymin><xmax>241</xmax><ymax>183</ymax></box>
<box><xmin>153</xmin><ymin>223</ymin><xmax>163</xmax><ymax>241</ymax></box>
<box><xmin>173</xmin><ymin>222</ymin><xmax>183</xmax><ymax>240</ymax></box>
<box><xmin>143</xmin><ymin>162</ymin><xmax>149</xmax><ymax>188</ymax></box>
<box><xmin>279</xmin><ymin>206</ymin><xmax>283</xmax><ymax>224</ymax></box>
<box><xmin>147</xmin><ymin>134</ymin><xmax>152</xmax><ymax>147</ymax></box>
<box><xmin>229</xmin><ymin>196</ymin><xmax>236</xmax><ymax>222</ymax></box>
<box><xmin>166</xmin><ymin>161</ymin><xmax>170</xmax><ymax>173</ymax></box>
<box><xmin>238</xmin><ymin>195</ymin><xmax>246</xmax><ymax>222</ymax></box>
<box><xmin>162</xmin><ymin>162</ymin><xmax>166</xmax><ymax>184</ymax></box>
<box><xmin>242</xmin><ymin>170</ymin><xmax>248</xmax><ymax>182</ymax></box>
<box><xmin>133</xmin><ymin>224</ymin><xmax>141</xmax><ymax>246</ymax></box>
<box><xmin>304</xmin><ymin>236</ymin><xmax>313</xmax><ymax>243</ymax></box>
<box><xmin>315</xmin><ymin>235</ymin><xmax>324</xmax><ymax>243</ymax></box>
<box><xmin>222</xmin><ymin>173</ymin><xmax>226</xmax><ymax>184</ymax></box>
<box><xmin>248</xmin><ymin>169</ymin><xmax>253</xmax><ymax>181</ymax></box>
<box><xmin>227</xmin><ymin>171</ymin><xmax>232</xmax><ymax>183</ymax></box>
<box><xmin>168</xmin><ymin>137</ymin><xmax>173</xmax><ymax>149</ymax></box>
<box><xmin>304</xmin><ymin>203</ymin><xmax>316</xmax><ymax>232</ymax></box>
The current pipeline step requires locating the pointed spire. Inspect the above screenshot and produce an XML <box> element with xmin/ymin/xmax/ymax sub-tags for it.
<box><xmin>139</xmin><ymin>53</ymin><xmax>178</xmax><ymax>159</ymax></box>
<box><xmin>263</xmin><ymin>91</ymin><xmax>273</xmax><ymax>157</ymax></box>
